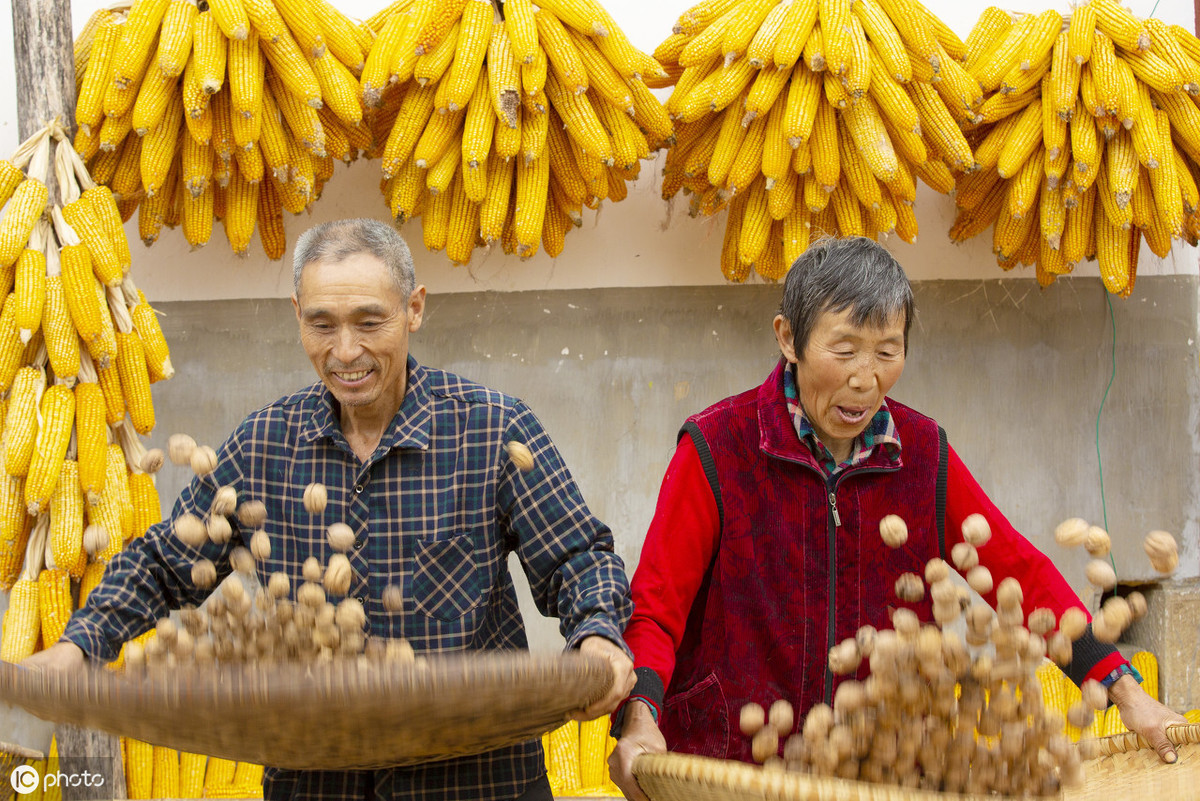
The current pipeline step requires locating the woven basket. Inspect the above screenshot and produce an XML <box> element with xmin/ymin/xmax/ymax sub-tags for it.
<box><xmin>633</xmin><ymin>725</ymin><xmax>1200</xmax><ymax>801</ymax></box>
<box><xmin>1</xmin><ymin>740</ymin><xmax>44</xmax><ymax>801</ymax></box>
<box><xmin>1063</xmin><ymin>723</ymin><xmax>1200</xmax><ymax>801</ymax></box>
<box><xmin>0</xmin><ymin>652</ymin><xmax>611</xmax><ymax>770</ymax></box>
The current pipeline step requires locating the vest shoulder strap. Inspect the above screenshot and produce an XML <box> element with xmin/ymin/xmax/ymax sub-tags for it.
<box><xmin>680</xmin><ymin>420</ymin><xmax>724</xmax><ymax>533</ymax></box>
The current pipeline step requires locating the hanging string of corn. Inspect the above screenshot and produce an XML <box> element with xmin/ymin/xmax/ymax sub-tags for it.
<box><xmin>653</xmin><ymin>0</ymin><xmax>978</xmax><ymax>281</ymax></box>
<box><xmin>71</xmin><ymin>0</ymin><xmax>375</xmax><ymax>261</ymax></box>
<box><xmin>951</xmin><ymin>0</ymin><xmax>1200</xmax><ymax>295</ymax></box>
<box><xmin>365</xmin><ymin>0</ymin><xmax>674</xmax><ymax>265</ymax></box>
<box><xmin>0</xmin><ymin>122</ymin><xmax>170</xmax><ymax>664</ymax></box>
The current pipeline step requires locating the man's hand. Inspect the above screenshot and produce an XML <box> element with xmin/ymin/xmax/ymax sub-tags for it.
<box><xmin>21</xmin><ymin>641</ymin><xmax>85</xmax><ymax>673</ymax></box>
<box><xmin>608</xmin><ymin>701</ymin><xmax>665</xmax><ymax>801</ymax></box>
<box><xmin>1110</xmin><ymin>673</ymin><xmax>1189</xmax><ymax>763</ymax></box>
<box><xmin>572</xmin><ymin>635</ymin><xmax>635</xmax><ymax>720</ymax></box>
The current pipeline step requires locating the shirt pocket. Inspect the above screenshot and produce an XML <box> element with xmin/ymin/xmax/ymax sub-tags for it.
<box><xmin>412</xmin><ymin>534</ymin><xmax>484</xmax><ymax>621</ymax></box>
<box><xmin>663</xmin><ymin>671</ymin><xmax>730</xmax><ymax>759</ymax></box>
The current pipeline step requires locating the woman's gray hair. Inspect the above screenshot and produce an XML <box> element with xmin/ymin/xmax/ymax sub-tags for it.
<box><xmin>292</xmin><ymin>219</ymin><xmax>416</xmax><ymax>297</ymax></box>
<box><xmin>779</xmin><ymin>236</ymin><xmax>914</xmax><ymax>358</ymax></box>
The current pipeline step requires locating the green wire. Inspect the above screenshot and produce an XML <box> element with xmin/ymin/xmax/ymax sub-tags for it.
<box><xmin>1095</xmin><ymin>290</ymin><xmax>1118</xmax><ymax>574</ymax></box>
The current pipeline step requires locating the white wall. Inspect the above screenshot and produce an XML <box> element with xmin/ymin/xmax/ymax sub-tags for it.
<box><xmin>0</xmin><ymin>0</ymin><xmax>1195</xmax><ymax>301</ymax></box>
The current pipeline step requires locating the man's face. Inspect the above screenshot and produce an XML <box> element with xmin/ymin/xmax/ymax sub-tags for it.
<box><xmin>292</xmin><ymin>252</ymin><xmax>425</xmax><ymax>418</ymax></box>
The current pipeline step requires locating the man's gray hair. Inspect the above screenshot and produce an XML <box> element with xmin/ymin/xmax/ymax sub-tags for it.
<box><xmin>779</xmin><ymin>236</ymin><xmax>914</xmax><ymax>358</ymax></box>
<box><xmin>292</xmin><ymin>219</ymin><xmax>416</xmax><ymax>297</ymax></box>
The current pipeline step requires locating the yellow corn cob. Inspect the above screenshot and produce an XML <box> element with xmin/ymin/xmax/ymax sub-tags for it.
<box><xmin>131</xmin><ymin>69</ymin><xmax>176</xmax><ymax>136</ymax></box>
<box><xmin>155</xmin><ymin>0</ymin><xmax>198</xmax><ymax>77</ymax></box>
<box><xmin>37</xmin><ymin>566</ymin><xmax>72</xmax><ymax>646</ymax></box>
<box><xmin>910</xmin><ymin>82</ymin><xmax>973</xmax><ymax>172</ymax></box>
<box><xmin>177</xmin><ymin>752</ymin><xmax>207</xmax><ymax>799</ymax></box>
<box><xmin>148</xmin><ymin>747</ymin><xmax>180</xmax><ymax>799</ymax></box>
<box><xmin>996</xmin><ymin>98</ymin><xmax>1044</xmax><ymax>179</ymax></box>
<box><xmin>514</xmin><ymin>154</ymin><xmax>551</xmax><ymax>258</ymax></box>
<box><xmin>77</xmin><ymin>561</ymin><xmax>104</xmax><ymax>609</ymax></box>
<box><xmin>14</xmin><ymin>246</ymin><xmax>45</xmax><ymax>344</ymax></box>
<box><xmin>809</xmin><ymin>98</ymin><xmax>839</xmax><ymax>192</ymax></box>
<box><xmin>1061</xmin><ymin>181</ymin><xmax>1095</xmax><ymax>264</ymax></box>
<box><xmin>24</xmin><ymin>385</ymin><xmax>76</xmax><ymax>517</ymax></box>
<box><xmin>725</xmin><ymin>112</ymin><xmax>768</xmax><ymax>195</ymax></box>
<box><xmin>124</xmin><ymin>738</ymin><xmax>154</xmax><ymax>800</ymax></box>
<box><xmin>578</xmin><ymin>716</ymin><xmax>609</xmax><ymax>788</ymax></box>
<box><xmin>1150</xmin><ymin>108</ymin><xmax>1183</xmax><ymax>235</ymax></box>
<box><xmin>311</xmin><ymin>50</ymin><xmax>363</xmax><ymax>126</ymax></box>
<box><xmin>41</xmin><ymin>277</ymin><xmax>79</xmax><ymax>388</ymax></box>
<box><xmin>50</xmin><ymin>458</ymin><xmax>85</xmax><ymax>578</ymax></box>
<box><xmin>220</xmin><ymin>163</ymin><xmax>258</xmax><ymax>256</ymax></box>
<box><xmin>1095</xmin><ymin>207</ymin><xmax>1135</xmax><ymax>296</ymax></box>
<box><xmin>0</xmin><ymin>574</ymin><xmax>39</xmax><ymax>661</ymax></box>
<box><xmin>444</xmin><ymin>172</ymin><xmax>478</xmax><ymax>266</ymax></box>
<box><xmin>437</xmin><ymin>0</ymin><xmax>494</xmax><ymax>113</ymax></box>
<box><xmin>192</xmin><ymin>11</ymin><xmax>227</xmax><ymax>97</ymax></box>
<box><xmin>128</xmin><ymin>471</ymin><xmax>162</xmax><ymax>539</ymax></box>
<box><xmin>0</xmin><ymin>503</ymin><xmax>30</xmax><ymax>592</ymax></box>
<box><xmin>206</xmin><ymin>0</ymin><xmax>249</xmax><ymax>41</ymax></box>
<box><xmin>111</xmin><ymin>0</ymin><xmax>170</xmax><ymax>91</ymax></box>
<box><xmin>230</xmin><ymin>761</ymin><xmax>265</xmax><ymax>795</ymax></box>
<box><xmin>60</xmin><ymin>202</ymin><xmax>119</xmax><ymax>289</ymax></box>
<box><xmin>0</xmin><ymin>179</ymin><xmax>48</xmax><ymax>267</ymax></box>
<box><xmin>227</xmin><ymin>36</ymin><xmax>264</xmax><ymax>122</ymax></box>
<box><xmin>77</xmin><ymin>16</ymin><xmax>122</xmax><ymax>134</ymax></box>
<box><xmin>310</xmin><ymin>0</ymin><xmax>365</xmax><ymax>71</ymax></box>
<box><xmin>546</xmin><ymin>73</ymin><xmax>613</xmax><ymax>166</ymax></box>
<box><xmin>5</xmin><ymin>367</ymin><xmax>45</xmax><ymax>477</ymax></box>
<box><xmin>841</xmin><ymin>96</ymin><xmax>900</xmax><ymax>182</ymax></box>
<box><xmin>262</xmin><ymin>34</ymin><xmax>323</xmax><ymax>110</ymax></box>
<box><xmin>545</xmin><ymin>721</ymin><xmax>582</xmax><ymax>792</ymax></box>
<box><xmin>738</xmin><ymin>178</ymin><xmax>772</xmax><ymax>266</ymax></box>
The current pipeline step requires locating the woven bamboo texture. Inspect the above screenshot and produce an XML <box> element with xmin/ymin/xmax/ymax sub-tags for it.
<box><xmin>634</xmin><ymin>725</ymin><xmax>1200</xmax><ymax>801</ymax></box>
<box><xmin>0</xmin><ymin>652</ymin><xmax>611</xmax><ymax>770</ymax></box>
<box><xmin>633</xmin><ymin>754</ymin><xmax>1020</xmax><ymax>801</ymax></box>
<box><xmin>1</xmin><ymin>740</ymin><xmax>44</xmax><ymax>801</ymax></box>
<box><xmin>1063</xmin><ymin>724</ymin><xmax>1200</xmax><ymax>801</ymax></box>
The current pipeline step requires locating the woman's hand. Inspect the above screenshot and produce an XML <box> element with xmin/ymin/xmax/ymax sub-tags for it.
<box><xmin>1110</xmin><ymin>673</ymin><xmax>1189</xmax><ymax>763</ymax></box>
<box><xmin>608</xmin><ymin>702</ymin><xmax>666</xmax><ymax>801</ymax></box>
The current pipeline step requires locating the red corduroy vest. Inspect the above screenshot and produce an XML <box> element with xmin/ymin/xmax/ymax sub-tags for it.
<box><xmin>661</xmin><ymin>360</ymin><xmax>947</xmax><ymax>762</ymax></box>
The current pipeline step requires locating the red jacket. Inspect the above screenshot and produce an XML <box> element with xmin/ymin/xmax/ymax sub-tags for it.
<box><xmin>625</xmin><ymin>360</ymin><xmax>1125</xmax><ymax>762</ymax></box>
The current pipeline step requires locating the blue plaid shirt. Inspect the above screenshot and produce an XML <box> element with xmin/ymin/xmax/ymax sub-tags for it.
<box><xmin>63</xmin><ymin>357</ymin><xmax>633</xmax><ymax>801</ymax></box>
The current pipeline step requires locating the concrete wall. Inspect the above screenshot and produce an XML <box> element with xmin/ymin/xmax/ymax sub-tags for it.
<box><xmin>134</xmin><ymin>277</ymin><xmax>1200</xmax><ymax>653</ymax></box>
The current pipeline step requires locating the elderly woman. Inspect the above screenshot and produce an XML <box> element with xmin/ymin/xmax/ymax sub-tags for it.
<box><xmin>608</xmin><ymin>237</ymin><xmax>1184</xmax><ymax>799</ymax></box>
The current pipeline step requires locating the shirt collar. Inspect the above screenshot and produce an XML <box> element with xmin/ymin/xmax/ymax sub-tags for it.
<box><xmin>782</xmin><ymin>361</ymin><xmax>901</xmax><ymax>474</ymax></box>
<box><xmin>300</xmin><ymin>356</ymin><xmax>433</xmax><ymax>455</ymax></box>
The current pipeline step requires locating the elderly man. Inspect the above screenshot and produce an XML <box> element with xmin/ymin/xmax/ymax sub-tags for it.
<box><xmin>609</xmin><ymin>236</ymin><xmax>1184</xmax><ymax>799</ymax></box>
<box><xmin>25</xmin><ymin>218</ymin><xmax>635</xmax><ymax>801</ymax></box>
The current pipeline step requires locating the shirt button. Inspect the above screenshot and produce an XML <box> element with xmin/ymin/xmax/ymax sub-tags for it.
<box><xmin>356</xmin><ymin>596</ymin><xmax>366</xmax><ymax>605</ymax></box>
<box><xmin>354</xmin><ymin>484</ymin><xmax>365</xmax><ymax>494</ymax></box>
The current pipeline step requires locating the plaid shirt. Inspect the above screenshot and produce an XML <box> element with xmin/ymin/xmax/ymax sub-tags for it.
<box><xmin>63</xmin><ymin>357</ymin><xmax>633</xmax><ymax>801</ymax></box>
<box><xmin>782</xmin><ymin>362</ymin><xmax>901</xmax><ymax>474</ymax></box>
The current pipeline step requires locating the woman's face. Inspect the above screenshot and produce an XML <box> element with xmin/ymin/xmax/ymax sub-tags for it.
<box><xmin>774</xmin><ymin>307</ymin><xmax>907</xmax><ymax>462</ymax></box>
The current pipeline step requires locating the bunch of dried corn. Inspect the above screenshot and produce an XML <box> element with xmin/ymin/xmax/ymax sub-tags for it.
<box><xmin>0</xmin><ymin>123</ymin><xmax>169</xmax><ymax>663</ymax></box>
<box><xmin>654</xmin><ymin>0</ymin><xmax>978</xmax><ymax>281</ymax></box>
<box><xmin>736</xmin><ymin>512</ymin><xmax>1154</xmax><ymax>794</ymax></box>
<box><xmin>951</xmin><ymin>0</ymin><xmax>1200</xmax><ymax>295</ymax></box>
<box><xmin>72</xmin><ymin>0</ymin><xmax>374</xmax><ymax>260</ymax></box>
<box><xmin>366</xmin><ymin>0</ymin><xmax>673</xmax><ymax>264</ymax></box>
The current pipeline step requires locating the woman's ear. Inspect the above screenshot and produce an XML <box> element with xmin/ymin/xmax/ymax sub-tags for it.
<box><xmin>773</xmin><ymin>315</ymin><xmax>798</xmax><ymax>364</ymax></box>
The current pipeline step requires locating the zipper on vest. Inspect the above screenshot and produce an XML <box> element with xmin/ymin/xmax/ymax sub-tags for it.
<box><xmin>824</xmin><ymin>482</ymin><xmax>838</xmax><ymax>704</ymax></box>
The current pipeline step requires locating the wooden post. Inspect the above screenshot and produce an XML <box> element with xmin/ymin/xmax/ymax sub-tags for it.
<box><xmin>9</xmin><ymin>2</ymin><xmax>125</xmax><ymax>798</ymax></box>
<box><xmin>53</xmin><ymin>723</ymin><xmax>128</xmax><ymax>801</ymax></box>
<box><xmin>11</xmin><ymin>0</ymin><xmax>76</xmax><ymax>142</ymax></box>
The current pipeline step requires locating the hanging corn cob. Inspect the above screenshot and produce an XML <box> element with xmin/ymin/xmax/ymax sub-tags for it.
<box><xmin>0</xmin><ymin>122</ymin><xmax>172</xmax><ymax>662</ymax></box>
<box><xmin>952</xmin><ymin>1</ymin><xmax>1200</xmax><ymax>296</ymax></box>
<box><xmin>365</xmin><ymin>0</ymin><xmax>673</xmax><ymax>265</ymax></box>
<box><xmin>655</xmin><ymin>0</ymin><xmax>977</xmax><ymax>281</ymax></box>
<box><xmin>72</xmin><ymin>0</ymin><xmax>374</xmax><ymax>260</ymax></box>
